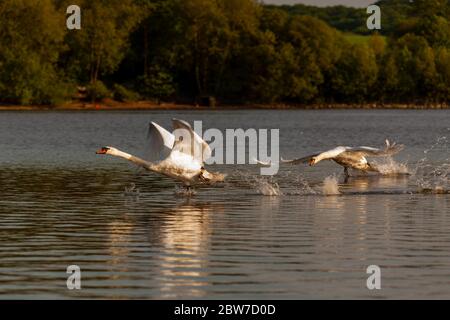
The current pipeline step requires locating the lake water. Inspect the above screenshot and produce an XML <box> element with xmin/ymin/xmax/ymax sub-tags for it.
<box><xmin>0</xmin><ymin>109</ymin><xmax>449</xmax><ymax>299</ymax></box>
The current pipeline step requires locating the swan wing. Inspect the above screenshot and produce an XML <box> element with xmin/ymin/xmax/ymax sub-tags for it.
<box><xmin>144</xmin><ymin>122</ymin><xmax>175</xmax><ymax>162</ymax></box>
<box><xmin>346</xmin><ymin>140</ymin><xmax>404</xmax><ymax>157</ymax></box>
<box><xmin>281</xmin><ymin>146</ymin><xmax>347</xmax><ymax>165</ymax></box>
<box><xmin>281</xmin><ymin>154</ymin><xmax>319</xmax><ymax>165</ymax></box>
<box><xmin>171</xmin><ymin>118</ymin><xmax>212</xmax><ymax>163</ymax></box>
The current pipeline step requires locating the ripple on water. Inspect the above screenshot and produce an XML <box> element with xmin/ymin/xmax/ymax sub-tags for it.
<box><xmin>1</xmin><ymin>110</ymin><xmax>450</xmax><ymax>299</ymax></box>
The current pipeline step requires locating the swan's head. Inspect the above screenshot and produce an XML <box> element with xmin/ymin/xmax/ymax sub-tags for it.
<box><xmin>309</xmin><ymin>157</ymin><xmax>317</xmax><ymax>166</ymax></box>
<box><xmin>96</xmin><ymin>146</ymin><xmax>118</xmax><ymax>155</ymax></box>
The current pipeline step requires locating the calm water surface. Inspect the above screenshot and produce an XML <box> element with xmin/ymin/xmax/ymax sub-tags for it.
<box><xmin>0</xmin><ymin>109</ymin><xmax>449</xmax><ymax>299</ymax></box>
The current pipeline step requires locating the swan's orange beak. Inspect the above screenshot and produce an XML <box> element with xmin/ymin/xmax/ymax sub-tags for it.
<box><xmin>309</xmin><ymin>158</ymin><xmax>315</xmax><ymax>166</ymax></box>
<box><xmin>96</xmin><ymin>147</ymin><xmax>109</xmax><ymax>155</ymax></box>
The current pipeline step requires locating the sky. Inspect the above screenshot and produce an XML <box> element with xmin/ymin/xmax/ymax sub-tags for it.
<box><xmin>263</xmin><ymin>0</ymin><xmax>375</xmax><ymax>8</ymax></box>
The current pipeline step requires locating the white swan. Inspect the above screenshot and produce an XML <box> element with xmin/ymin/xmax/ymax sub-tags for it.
<box><xmin>282</xmin><ymin>140</ymin><xmax>404</xmax><ymax>177</ymax></box>
<box><xmin>97</xmin><ymin>119</ymin><xmax>225</xmax><ymax>189</ymax></box>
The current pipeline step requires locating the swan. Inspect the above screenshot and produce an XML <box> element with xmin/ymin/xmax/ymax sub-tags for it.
<box><xmin>282</xmin><ymin>140</ymin><xmax>404</xmax><ymax>177</ymax></box>
<box><xmin>96</xmin><ymin>119</ymin><xmax>225</xmax><ymax>189</ymax></box>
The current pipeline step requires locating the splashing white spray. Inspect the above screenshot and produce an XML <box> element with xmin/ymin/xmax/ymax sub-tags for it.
<box><xmin>322</xmin><ymin>175</ymin><xmax>340</xmax><ymax>195</ymax></box>
<box><xmin>373</xmin><ymin>157</ymin><xmax>409</xmax><ymax>175</ymax></box>
<box><xmin>294</xmin><ymin>175</ymin><xmax>319</xmax><ymax>195</ymax></box>
<box><xmin>412</xmin><ymin>137</ymin><xmax>450</xmax><ymax>193</ymax></box>
<box><xmin>174</xmin><ymin>185</ymin><xmax>197</xmax><ymax>197</ymax></box>
<box><xmin>252</xmin><ymin>176</ymin><xmax>282</xmax><ymax>196</ymax></box>
<box><xmin>227</xmin><ymin>170</ymin><xmax>282</xmax><ymax>196</ymax></box>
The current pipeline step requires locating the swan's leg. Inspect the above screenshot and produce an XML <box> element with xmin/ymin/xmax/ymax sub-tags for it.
<box><xmin>341</xmin><ymin>167</ymin><xmax>350</xmax><ymax>183</ymax></box>
<box><xmin>344</xmin><ymin>167</ymin><xmax>349</xmax><ymax>178</ymax></box>
<box><xmin>185</xmin><ymin>185</ymin><xmax>195</xmax><ymax>195</ymax></box>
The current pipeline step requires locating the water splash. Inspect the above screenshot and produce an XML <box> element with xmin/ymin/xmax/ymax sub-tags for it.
<box><xmin>291</xmin><ymin>174</ymin><xmax>319</xmax><ymax>195</ymax></box>
<box><xmin>174</xmin><ymin>185</ymin><xmax>197</xmax><ymax>197</ymax></box>
<box><xmin>373</xmin><ymin>157</ymin><xmax>409</xmax><ymax>175</ymax></box>
<box><xmin>256</xmin><ymin>180</ymin><xmax>282</xmax><ymax>196</ymax></box>
<box><xmin>412</xmin><ymin>136</ymin><xmax>450</xmax><ymax>193</ymax></box>
<box><xmin>226</xmin><ymin>170</ymin><xmax>282</xmax><ymax>196</ymax></box>
<box><xmin>322</xmin><ymin>175</ymin><xmax>340</xmax><ymax>195</ymax></box>
<box><xmin>123</xmin><ymin>183</ymin><xmax>140</xmax><ymax>197</ymax></box>
<box><xmin>251</xmin><ymin>176</ymin><xmax>282</xmax><ymax>196</ymax></box>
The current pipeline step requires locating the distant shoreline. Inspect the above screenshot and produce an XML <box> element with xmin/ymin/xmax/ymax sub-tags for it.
<box><xmin>0</xmin><ymin>101</ymin><xmax>449</xmax><ymax>111</ymax></box>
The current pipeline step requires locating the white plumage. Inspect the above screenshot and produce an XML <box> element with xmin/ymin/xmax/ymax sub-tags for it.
<box><xmin>97</xmin><ymin>119</ymin><xmax>225</xmax><ymax>188</ymax></box>
<box><xmin>282</xmin><ymin>140</ymin><xmax>404</xmax><ymax>177</ymax></box>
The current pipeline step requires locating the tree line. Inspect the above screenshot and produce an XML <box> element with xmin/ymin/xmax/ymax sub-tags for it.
<box><xmin>0</xmin><ymin>0</ymin><xmax>449</xmax><ymax>106</ymax></box>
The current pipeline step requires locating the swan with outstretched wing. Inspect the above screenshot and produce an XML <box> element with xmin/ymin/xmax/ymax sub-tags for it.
<box><xmin>97</xmin><ymin>119</ymin><xmax>225</xmax><ymax>189</ymax></box>
<box><xmin>282</xmin><ymin>140</ymin><xmax>404</xmax><ymax>177</ymax></box>
<box><xmin>144</xmin><ymin>121</ymin><xmax>175</xmax><ymax>162</ymax></box>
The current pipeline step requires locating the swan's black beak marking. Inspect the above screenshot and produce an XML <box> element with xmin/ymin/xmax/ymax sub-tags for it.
<box><xmin>96</xmin><ymin>147</ymin><xmax>109</xmax><ymax>155</ymax></box>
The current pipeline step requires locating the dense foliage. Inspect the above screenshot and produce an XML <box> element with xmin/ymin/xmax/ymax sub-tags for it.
<box><xmin>269</xmin><ymin>0</ymin><xmax>416</xmax><ymax>35</ymax></box>
<box><xmin>1</xmin><ymin>0</ymin><xmax>450</xmax><ymax>105</ymax></box>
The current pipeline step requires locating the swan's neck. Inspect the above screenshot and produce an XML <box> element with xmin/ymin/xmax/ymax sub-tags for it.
<box><xmin>316</xmin><ymin>154</ymin><xmax>326</xmax><ymax>163</ymax></box>
<box><xmin>110</xmin><ymin>148</ymin><xmax>157</xmax><ymax>171</ymax></box>
<box><xmin>112</xmin><ymin>149</ymin><xmax>133</xmax><ymax>160</ymax></box>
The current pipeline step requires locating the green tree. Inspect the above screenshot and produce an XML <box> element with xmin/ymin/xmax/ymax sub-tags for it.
<box><xmin>413</xmin><ymin>0</ymin><xmax>450</xmax><ymax>47</ymax></box>
<box><xmin>260</xmin><ymin>6</ymin><xmax>289</xmax><ymax>35</ymax></box>
<box><xmin>434</xmin><ymin>48</ymin><xmax>450</xmax><ymax>101</ymax></box>
<box><xmin>381</xmin><ymin>34</ymin><xmax>437</xmax><ymax>102</ymax></box>
<box><xmin>245</xmin><ymin>31</ymin><xmax>285</xmax><ymax>102</ymax></box>
<box><xmin>62</xmin><ymin>0</ymin><xmax>144</xmax><ymax>85</ymax></box>
<box><xmin>0</xmin><ymin>0</ymin><xmax>68</xmax><ymax>105</ymax></box>
<box><xmin>283</xmin><ymin>16</ymin><xmax>344</xmax><ymax>102</ymax></box>
<box><xmin>330</xmin><ymin>43</ymin><xmax>378</xmax><ymax>102</ymax></box>
<box><xmin>173</xmin><ymin>0</ymin><xmax>229</xmax><ymax>98</ymax></box>
<box><xmin>139</xmin><ymin>66</ymin><xmax>176</xmax><ymax>103</ymax></box>
<box><xmin>159</xmin><ymin>0</ymin><xmax>261</xmax><ymax>100</ymax></box>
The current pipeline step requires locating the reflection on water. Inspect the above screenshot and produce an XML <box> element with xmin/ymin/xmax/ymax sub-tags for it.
<box><xmin>157</xmin><ymin>202</ymin><xmax>217</xmax><ymax>298</ymax></box>
<box><xmin>0</xmin><ymin>110</ymin><xmax>450</xmax><ymax>299</ymax></box>
<box><xmin>1</xmin><ymin>166</ymin><xmax>449</xmax><ymax>299</ymax></box>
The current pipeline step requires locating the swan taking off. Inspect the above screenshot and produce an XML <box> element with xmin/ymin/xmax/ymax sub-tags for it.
<box><xmin>96</xmin><ymin>119</ymin><xmax>225</xmax><ymax>189</ymax></box>
<box><xmin>282</xmin><ymin>140</ymin><xmax>404</xmax><ymax>177</ymax></box>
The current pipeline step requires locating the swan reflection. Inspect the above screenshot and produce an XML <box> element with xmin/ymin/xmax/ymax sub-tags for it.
<box><xmin>157</xmin><ymin>201</ymin><xmax>223</xmax><ymax>298</ymax></box>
